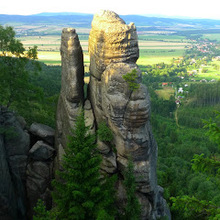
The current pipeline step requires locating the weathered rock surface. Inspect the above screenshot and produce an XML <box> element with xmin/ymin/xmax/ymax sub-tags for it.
<box><xmin>89</xmin><ymin>10</ymin><xmax>139</xmax><ymax>80</ymax></box>
<box><xmin>0</xmin><ymin>107</ymin><xmax>56</xmax><ymax>220</ymax></box>
<box><xmin>29</xmin><ymin>140</ymin><xmax>55</xmax><ymax>161</ymax></box>
<box><xmin>26</xmin><ymin>160</ymin><xmax>54</xmax><ymax>218</ymax></box>
<box><xmin>0</xmin><ymin>107</ymin><xmax>29</xmax><ymax>220</ymax></box>
<box><xmin>55</xmin><ymin>28</ymin><xmax>84</xmax><ymax>165</ymax></box>
<box><xmin>29</xmin><ymin>122</ymin><xmax>55</xmax><ymax>145</ymax></box>
<box><xmin>54</xmin><ymin>10</ymin><xmax>169</xmax><ymax>220</ymax></box>
<box><xmin>27</xmin><ymin>125</ymin><xmax>56</xmax><ymax>219</ymax></box>
<box><xmin>88</xmin><ymin>10</ymin><xmax>169</xmax><ymax>219</ymax></box>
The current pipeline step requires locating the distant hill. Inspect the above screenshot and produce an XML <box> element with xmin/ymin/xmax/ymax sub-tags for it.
<box><xmin>1</xmin><ymin>12</ymin><xmax>220</xmax><ymax>35</ymax></box>
<box><xmin>0</xmin><ymin>13</ymin><xmax>93</xmax><ymax>27</ymax></box>
<box><xmin>34</xmin><ymin>12</ymin><xmax>93</xmax><ymax>16</ymax></box>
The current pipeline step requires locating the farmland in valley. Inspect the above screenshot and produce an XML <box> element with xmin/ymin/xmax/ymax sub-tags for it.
<box><xmin>18</xmin><ymin>32</ymin><xmax>188</xmax><ymax>66</ymax></box>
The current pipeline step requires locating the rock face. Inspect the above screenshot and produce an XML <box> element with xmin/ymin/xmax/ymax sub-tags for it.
<box><xmin>0</xmin><ymin>107</ymin><xmax>56</xmax><ymax>220</ymax></box>
<box><xmin>0</xmin><ymin>107</ymin><xmax>29</xmax><ymax>220</ymax></box>
<box><xmin>26</xmin><ymin>128</ymin><xmax>56</xmax><ymax>219</ymax></box>
<box><xmin>55</xmin><ymin>10</ymin><xmax>170</xmax><ymax>219</ymax></box>
<box><xmin>55</xmin><ymin>28</ymin><xmax>84</xmax><ymax>166</ymax></box>
<box><xmin>88</xmin><ymin>10</ymin><xmax>169</xmax><ymax>219</ymax></box>
<box><xmin>89</xmin><ymin>10</ymin><xmax>139</xmax><ymax>80</ymax></box>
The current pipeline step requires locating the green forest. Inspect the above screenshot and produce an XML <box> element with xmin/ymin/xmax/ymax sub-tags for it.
<box><xmin>1</xmin><ymin>22</ymin><xmax>220</xmax><ymax>219</ymax></box>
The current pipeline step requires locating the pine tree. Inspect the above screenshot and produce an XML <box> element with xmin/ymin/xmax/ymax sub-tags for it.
<box><xmin>33</xmin><ymin>199</ymin><xmax>59</xmax><ymax>220</ymax></box>
<box><xmin>123</xmin><ymin>157</ymin><xmax>141</xmax><ymax>220</ymax></box>
<box><xmin>52</xmin><ymin>110</ymin><xmax>115</xmax><ymax>220</ymax></box>
<box><xmin>33</xmin><ymin>200</ymin><xmax>51</xmax><ymax>220</ymax></box>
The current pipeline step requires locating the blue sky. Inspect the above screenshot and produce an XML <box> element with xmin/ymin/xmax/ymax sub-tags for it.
<box><xmin>1</xmin><ymin>0</ymin><xmax>220</xmax><ymax>20</ymax></box>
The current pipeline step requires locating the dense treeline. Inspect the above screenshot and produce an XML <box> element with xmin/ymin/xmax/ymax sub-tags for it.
<box><xmin>149</xmin><ymin>107</ymin><xmax>220</xmax><ymax>219</ymax></box>
<box><xmin>187</xmin><ymin>82</ymin><xmax>220</xmax><ymax>107</ymax></box>
<box><xmin>141</xmin><ymin>34</ymin><xmax>220</xmax><ymax>219</ymax></box>
<box><xmin>20</xmin><ymin>63</ymin><xmax>61</xmax><ymax>127</ymax></box>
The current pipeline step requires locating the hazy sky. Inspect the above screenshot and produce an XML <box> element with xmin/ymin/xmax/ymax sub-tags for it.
<box><xmin>1</xmin><ymin>0</ymin><xmax>220</xmax><ymax>19</ymax></box>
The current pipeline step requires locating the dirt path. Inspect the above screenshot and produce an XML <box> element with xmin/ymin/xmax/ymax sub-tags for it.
<box><xmin>175</xmin><ymin>108</ymin><xmax>181</xmax><ymax>128</ymax></box>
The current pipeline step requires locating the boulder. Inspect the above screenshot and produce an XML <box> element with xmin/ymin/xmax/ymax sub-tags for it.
<box><xmin>29</xmin><ymin>122</ymin><xmax>55</xmax><ymax>145</ymax></box>
<box><xmin>29</xmin><ymin>140</ymin><xmax>55</xmax><ymax>161</ymax></box>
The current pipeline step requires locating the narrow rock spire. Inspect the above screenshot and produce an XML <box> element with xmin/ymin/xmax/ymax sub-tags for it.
<box><xmin>55</xmin><ymin>28</ymin><xmax>84</xmax><ymax>165</ymax></box>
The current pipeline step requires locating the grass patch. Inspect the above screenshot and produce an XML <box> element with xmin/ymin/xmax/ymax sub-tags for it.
<box><xmin>155</xmin><ymin>87</ymin><xmax>175</xmax><ymax>100</ymax></box>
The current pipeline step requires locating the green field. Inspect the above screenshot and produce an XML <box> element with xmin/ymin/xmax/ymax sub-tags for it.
<box><xmin>19</xmin><ymin>33</ymin><xmax>186</xmax><ymax>66</ymax></box>
<box><xmin>155</xmin><ymin>86</ymin><xmax>175</xmax><ymax>100</ymax></box>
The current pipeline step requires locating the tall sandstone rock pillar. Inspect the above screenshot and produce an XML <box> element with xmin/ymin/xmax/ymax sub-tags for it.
<box><xmin>55</xmin><ymin>28</ymin><xmax>84</xmax><ymax>166</ymax></box>
<box><xmin>88</xmin><ymin>10</ymin><xmax>170</xmax><ymax>219</ymax></box>
<box><xmin>55</xmin><ymin>11</ymin><xmax>170</xmax><ymax>220</ymax></box>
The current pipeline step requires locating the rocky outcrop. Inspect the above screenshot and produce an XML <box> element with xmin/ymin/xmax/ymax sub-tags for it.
<box><xmin>55</xmin><ymin>28</ymin><xmax>84</xmax><ymax>167</ymax></box>
<box><xmin>55</xmin><ymin>10</ymin><xmax>170</xmax><ymax>219</ymax></box>
<box><xmin>0</xmin><ymin>107</ymin><xmax>29</xmax><ymax>220</ymax></box>
<box><xmin>26</xmin><ymin>126</ymin><xmax>56</xmax><ymax>219</ymax></box>
<box><xmin>88</xmin><ymin>10</ymin><xmax>169</xmax><ymax>219</ymax></box>
<box><xmin>0</xmin><ymin>107</ymin><xmax>56</xmax><ymax>220</ymax></box>
<box><xmin>89</xmin><ymin>10</ymin><xmax>139</xmax><ymax>80</ymax></box>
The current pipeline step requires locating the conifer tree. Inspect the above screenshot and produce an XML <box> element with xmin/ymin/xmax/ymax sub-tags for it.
<box><xmin>52</xmin><ymin>110</ymin><xmax>115</xmax><ymax>220</ymax></box>
<box><xmin>123</xmin><ymin>157</ymin><xmax>141</xmax><ymax>220</ymax></box>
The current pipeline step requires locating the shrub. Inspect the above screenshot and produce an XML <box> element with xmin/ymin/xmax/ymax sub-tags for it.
<box><xmin>122</xmin><ymin>69</ymin><xmax>140</xmax><ymax>91</ymax></box>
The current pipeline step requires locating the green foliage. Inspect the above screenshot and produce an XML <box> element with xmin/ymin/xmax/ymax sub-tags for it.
<box><xmin>192</xmin><ymin>153</ymin><xmax>220</xmax><ymax>178</ymax></box>
<box><xmin>33</xmin><ymin>199</ymin><xmax>59</xmax><ymax>220</ymax></box>
<box><xmin>140</xmin><ymin>31</ymin><xmax>220</xmax><ymax>220</ymax></box>
<box><xmin>177</xmin><ymin>106</ymin><xmax>219</xmax><ymax>128</ymax></box>
<box><xmin>171</xmin><ymin>195</ymin><xmax>220</xmax><ymax>220</ymax></box>
<box><xmin>0</xmin><ymin>25</ymin><xmax>24</xmax><ymax>56</ymax></box>
<box><xmin>0</xmin><ymin>26</ymin><xmax>61</xmax><ymax>127</ymax></box>
<box><xmin>203</xmin><ymin>111</ymin><xmax>220</xmax><ymax>145</ymax></box>
<box><xmin>0</xmin><ymin>25</ymin><xmax>43</xmax><ymax>117</ymax></box>
<box><xmin>122</xmin><ymin>69</ymin><xmax>140</xmax><ymax>91</ymax></box>
<box><xmin>52</xmin><ymin>111</ymin><xmax>116</xmax><ymax>220</ymax></box>
<box><xmin>122</xmin><ymin>157</ymin><xmax>141</xmax><ymax>220</ymax></box>
<box><xmin>33</xmin><ymin>200</ymin><xmax>51</xmax><ymax>220</ymax></box>
<box><xmin>170</xmin><ymin>112</ymin><xmax>220</xmax><ymax>219</ymax></box>
<box><xmin>97</xmin><ymin>122</ymin><xmax>113</xmax><ymax>142</ymax></box>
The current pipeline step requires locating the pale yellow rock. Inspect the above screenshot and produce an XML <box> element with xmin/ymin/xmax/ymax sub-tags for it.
<box><xmin>89</xmin><ymin>10</ymin><xmax>139</xmax><ymax>80</ymax></box>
